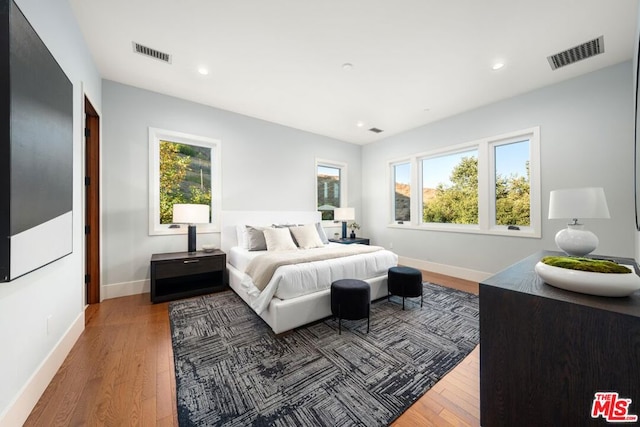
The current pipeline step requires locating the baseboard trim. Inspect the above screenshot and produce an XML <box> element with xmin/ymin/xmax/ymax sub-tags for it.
<box><xmin>102</xmin><ymin>279</ymin><xmax>149</xmax><ymax>300</ymax></box>
<box><xmin>0</xmin><ymin>311</ymin><xmax>84</xmax><ymax>427</ymax></box>
<box><xmin>398</xmin><ymin>256</ymin><xmax>492</xmax><ymax>283</ymax></box>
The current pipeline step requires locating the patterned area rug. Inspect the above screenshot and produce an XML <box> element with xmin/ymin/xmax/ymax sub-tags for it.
<box><xmin>169</xmin><ymin>283</ymin><xmax>479</xmax><ymax>426</ymax></box>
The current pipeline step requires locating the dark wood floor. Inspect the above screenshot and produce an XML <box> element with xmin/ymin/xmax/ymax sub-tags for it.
<box><xmin>25</xmin><ymin>271</ymin><xmax>479</xmax><ymax>427</ymax></box>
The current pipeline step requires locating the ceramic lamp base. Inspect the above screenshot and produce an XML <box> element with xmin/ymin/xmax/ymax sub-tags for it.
<box><xmin>555</xmin><ymin>224</ymin><xmax>598</xmax><ymax>257</ymax></box>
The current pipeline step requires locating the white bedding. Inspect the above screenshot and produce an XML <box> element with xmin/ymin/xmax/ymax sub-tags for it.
<box><xmin>232</xmin><ymin>243</ymin><xmax>398</xmax><ymax>314</ymax></box>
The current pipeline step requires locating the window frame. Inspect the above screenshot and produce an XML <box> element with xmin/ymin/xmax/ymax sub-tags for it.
<box><xmin>420</xmin><ymin>146</ymin><xmax>480</xmax><ymax>227</ymax></box>
<box><xmin>388</xmin><ymin>127</ymin><xmax>541</xmax><ymax>238</ymax></box>
<box><xmin>487</xmin><ymin>133</ymin><xmax>540</xmax><ymax>234</ymax></box>
<box><xmin>316</xmin><ymin>158</ymin><xmax>347</xmax><ymax>225</ymax></box>
<box><xmin>148</xmin><ymin>127</ymin><xmax>222</xmax><ymax>236</ymax></box>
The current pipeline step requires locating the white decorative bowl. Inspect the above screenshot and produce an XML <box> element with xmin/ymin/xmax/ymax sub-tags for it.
<box><xmin>201</xmin><ymin>244</ymin><xmax>216</xmax><ymax>253</ymax></box>
<box><xmin>535</xmin><ymin>261</ymin><xmax>640</xmax><ymax>297</ymax></box>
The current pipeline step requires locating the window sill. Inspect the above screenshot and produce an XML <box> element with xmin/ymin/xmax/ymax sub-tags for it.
<box><xmin>387</xmin><ymin>223</ymin><xmax>541</xmax><ymax>239</ymax></box>
<box><xmin>149</xmin><ymin>225</ymin><xmax>220</xmax><ymax>236</ymax></box>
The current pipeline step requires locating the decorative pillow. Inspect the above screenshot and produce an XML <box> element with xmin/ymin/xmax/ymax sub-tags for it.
<box><xmin>290</xmin><ymin>224</ymin><xmax>325</xmax><ymax>249</ymax></box>
<box><xmin>246</xmin><ymin>225</ymin><xmax>268</xmax><ymax>251</ymax></box>
<box><xmin>272</xmin><ymin>223</ymin><xmax>302</xmax><ymax>246</ymax></box>
<box><xmin>236</xmin><ymin>225</ymin><xmax>248</xmax><ymax>249</ymax></box>
<box><xmin>315</xmin><ymin>222</ymin><xmax>329</xmax><ymax>244</ymax></box>
<box><xmin>263</xmin><ymin>227</ymin><xmax>298</xmax><ymax>251</ymax></box>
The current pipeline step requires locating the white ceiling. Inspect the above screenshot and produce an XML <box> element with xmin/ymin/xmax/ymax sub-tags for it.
<box><xmin>69</xmin><ymin>0</ymin><xmax>638</xmax><ymax>144</ymax></box>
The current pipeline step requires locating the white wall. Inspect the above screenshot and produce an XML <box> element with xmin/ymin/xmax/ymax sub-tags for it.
<box><xmin>634</xmin><ymin>3</ymin><xmax>640</xmax><ymax>264</ymax></box>
<box><xmin>0</xmin><ymin>0</ymin><xmax>101</xmax><ymax>425</ymax></box>
<box><xmin>363</xmin><ymin>62</ymin><xmax>635</xmax><ymax>278</ymax></box>
<box><xmin>101</xmin><ymin>80</ymin><xmax>362</xmax><ymax>297</ymax></box>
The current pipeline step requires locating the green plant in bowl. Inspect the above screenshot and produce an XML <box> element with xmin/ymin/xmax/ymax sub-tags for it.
<box><xmin>540</xmin><ymin>256</ymin><xmax>630</xmax><ymax>274</ymax></box>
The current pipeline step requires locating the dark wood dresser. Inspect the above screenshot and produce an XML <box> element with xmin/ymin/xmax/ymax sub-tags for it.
<box><xmin>480</xmin><ymin>250</ymin><xmax>640</xmax><ymax>426</ymax></box>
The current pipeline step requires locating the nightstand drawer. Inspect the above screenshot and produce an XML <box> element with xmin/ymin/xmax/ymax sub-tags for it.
<box><xmin>154</xmin><ymin>256</ymin><xmax>224</xmax><ymax>280</ymax></box>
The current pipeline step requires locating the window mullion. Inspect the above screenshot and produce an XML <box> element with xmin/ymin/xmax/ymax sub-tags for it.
<box><xmin>411</xmin><ymin>157</ymin><xmax>419</xmax><ymax>226</ymax></box>
<box><xmin>478</xmin><ymin>141</ymin><xmax>492</xmax><ymax>231</ymax></box>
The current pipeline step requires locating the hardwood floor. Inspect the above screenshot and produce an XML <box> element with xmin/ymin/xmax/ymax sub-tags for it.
<box><xmin>25</xmin><ymin>272</ymin><xmax>479</xmax><ymax>427</ymax></box>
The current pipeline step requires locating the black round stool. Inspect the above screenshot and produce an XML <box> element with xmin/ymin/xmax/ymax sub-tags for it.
<box><xmin>330</xmin><ymin>279</ymin><xmax>370</xmax><ymax>334</ymax></box>
<box><xmin>388</xmin><ymin>266</ymin><xmax>423</xmax><ymax>310</ymax></box>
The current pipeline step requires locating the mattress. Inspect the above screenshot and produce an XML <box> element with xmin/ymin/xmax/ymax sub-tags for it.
<box><xmin>232</xmin><ymin>243</ymin><xmax>398</xmax><ymax>314</ymax></box>
<box><xmin>228</xmin><ymin>246</ymin><xmax>263</xmax><ymax>273</ymax></box>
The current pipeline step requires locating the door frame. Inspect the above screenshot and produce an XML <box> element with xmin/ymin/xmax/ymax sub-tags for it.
<box><xmin>84</xmin><ymin>96</ymin><xmax>100</xmax><ymax>304</ymax></box>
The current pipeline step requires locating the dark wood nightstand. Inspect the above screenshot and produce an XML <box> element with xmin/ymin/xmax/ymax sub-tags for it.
<box><xmin>329</xmin><ymin>237</ymin><xmax>370</xmax><ymax>245</ymax></box>
<box><xmin>150</xmin><ymin>249</ymin><xmax>226</xmax><ymax>303</ymax></box>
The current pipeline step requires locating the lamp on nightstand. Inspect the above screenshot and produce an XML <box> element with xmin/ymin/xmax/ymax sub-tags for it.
<box><xmin>172</xmin><ymin>204</ymin><xmax>210</xmax><ymax>253</ymax></box>
<box><xmin>334</xmin><ymin>207</ymin><xmax>355</xmax><ymax>239</ymax></box>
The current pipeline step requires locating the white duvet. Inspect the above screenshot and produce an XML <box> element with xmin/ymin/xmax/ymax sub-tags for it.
<box><xmin>231</xmin><ymin>244</ymin><xmax>398</xmax><ymax>314</ymax></box>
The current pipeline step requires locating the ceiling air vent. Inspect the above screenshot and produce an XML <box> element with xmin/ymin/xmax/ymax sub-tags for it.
<box><xmin>369</xmin><ymin>127</ymin><xmax>384</xmax><ymax>134</ymax></box>
<box><xmin>547</xmin><ymin>36</ymin><xmax>604</xmax><ymax>70</ymax></box>
<box><xmin>132</xmin><ymin>42</ymin><xmax>172</xmax><ymax>64</ymax></box>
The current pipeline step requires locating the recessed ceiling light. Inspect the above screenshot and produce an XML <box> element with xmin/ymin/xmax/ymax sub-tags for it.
<box><xmin>356</xmin><ymin>121</ymin><xmax>365</xmax><ymax>128</ymax></box>
<box><xmin>198</xmin><ymin>67</ymin><xmax>209</xmax><ymax>75</ymax></box>
<box><xmin>342</xmin><ymin>63</ymin><xmax>354</xmax><ymax>71</ymax></box>
<box><xmin>492</xmin><ymin>62</ymin><xmax>505</xmax><ymax>71</ymax></box>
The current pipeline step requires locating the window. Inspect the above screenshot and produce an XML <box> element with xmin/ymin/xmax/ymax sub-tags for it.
<box><xmin>388</xmin><ymin>127</ymin><xmax>540</xmax><ymax>237</ymax></box>
<box><xmin>316</xmin><ymin>159</ymin><xmax>347</xmax><ymax>221</ymax></box>
<box><xmin>392</xmin><ymin>162</ymin><xmax>411</xmax><ymax>222</ymax></box>
<box><xmin>422</xmin><ymin>149</ymin><xmax>478</xmax><ymax>225</ymax></box>
<box><xmin>149</xmin><ymin>128</ymin><xmax>222</xmax><ymax>235</ymax></box>
<box><xmin>492</xmin><ymin>139</ymin><xmax>531</xmax><ymax>227</ymax></box>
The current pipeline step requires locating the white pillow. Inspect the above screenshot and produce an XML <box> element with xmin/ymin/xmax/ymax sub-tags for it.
<box><xmin>290</xmin><ymin>224</ymin><xmax>325</xmax><ymax>249</ymax></box>
<box><xmin>263</xmin><ymin>227</ymin><xmax>298</xmax><ymax>251</ymax></box>
<box><xmin>236</xmin><ymin>225</ymin><xmax>248</xmax><ymax>249</ymax></box>
<box><xmin>315</xmin><ymin>222</ymin><xmax>329</xmax><ymax>244</ymax></box>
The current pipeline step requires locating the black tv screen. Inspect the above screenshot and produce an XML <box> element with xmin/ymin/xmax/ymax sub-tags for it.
<box><xmin>0</xmin><ymin>0</ymin><xmax>73</xmax><ymax>281</ymax></box>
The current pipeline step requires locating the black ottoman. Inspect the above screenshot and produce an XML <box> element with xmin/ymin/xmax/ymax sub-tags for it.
<box><xmin>388</xmin><ymin>266</ymin><xmax>423</xmax><ymax>310</ymax></box>
<box><xmin>330</xmin><ymin>279</ymin><xmax>370</xmax><ymax>334</ymax></box>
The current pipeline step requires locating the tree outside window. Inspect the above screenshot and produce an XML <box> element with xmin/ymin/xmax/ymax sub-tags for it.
<box><xmin>159</xmin><ymin>141</ymin><xmax>212</xmax><ymax>224</ymax></box>
<box><xmin>149</xmin><ymin>127</ymin><xmax>221</xmax><ymax>235</ymax></box>
<box><xmin>423</xmin><ymin>151</ymin><xmax>478</xmax><ymax>224</ymax></box>
<box><xmin>494</xmin><ymin>140</ymin><xmax>530</xmax><ymax>226</ymax></box>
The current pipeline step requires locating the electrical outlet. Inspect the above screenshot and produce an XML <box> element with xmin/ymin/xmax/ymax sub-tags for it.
<box><xmin>389</xmin><ymin>242</ymin><xmax>393</xmax><ymax>249</ymax></box>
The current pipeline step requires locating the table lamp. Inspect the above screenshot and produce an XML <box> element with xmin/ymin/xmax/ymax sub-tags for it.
<box><xmin>548</xmin><ymin>187</ymin><xmax>610</xmax><ymax>256</ymax></box>
<box><xmin>334</xmin><ymin>207</ymin><xmax>355</xmax><ymax>239</ymax></box>
<box><xmin>172</xmin><ymin>204</ymin><xmax>210</xmax><ymax>252</ymax></box>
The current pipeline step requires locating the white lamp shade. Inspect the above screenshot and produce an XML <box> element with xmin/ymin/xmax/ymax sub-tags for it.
<box><xmin>548</xmin><ymin>187</ymin><xmax>610</xmax><ymax>220</ymax></box>
<box><xmin>334</xmin><ymin>207</ymin><xmax>355</xmax><ymax>221</ymax></box>
<box><xmin>172</xmin><ymin>204</ymin><xmax>210</xmax><ymax>224</ymax></box>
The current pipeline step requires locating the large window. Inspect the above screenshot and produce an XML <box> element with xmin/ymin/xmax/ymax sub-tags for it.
<box><xmin>422</xmin><ymin>149</ymin><xmax>478</xmax><ymax>225</ymax></box>
<box><xmin>149</xmin><ymin>128</ymin><xmax>222</xmax><ymax>235</ymax></box>
<box><xmin>389</xmin><ymin>127</ymin><xmax>540</xmax><ymax>237</ymax></box>
<box><xmin>316</xmin><ymin>159</ymin><xmax>347</xmax><ymax>221</ymax></box>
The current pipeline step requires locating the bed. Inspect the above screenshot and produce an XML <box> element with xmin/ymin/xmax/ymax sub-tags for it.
<box><xmin>221</xmin><ymin>211</ymin><xmax>398</xmax><ymax>334</ymax></box>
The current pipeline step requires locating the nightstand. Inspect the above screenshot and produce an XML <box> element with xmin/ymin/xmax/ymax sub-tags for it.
<box><xmin>150</xmin><ymin>249</ymin><xmax>226</xmax><ymax>303</ymax></box>
<box><xmin>329</xmin><ymin>237</ymin><xmax>370</xmax><ymax>245</ymax></box>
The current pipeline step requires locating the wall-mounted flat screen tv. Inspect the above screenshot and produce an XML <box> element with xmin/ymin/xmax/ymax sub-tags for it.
<box><xmin>0</xmin><ymin>0</ymin><xmax>73</xmax><ymax>281</ymax></box>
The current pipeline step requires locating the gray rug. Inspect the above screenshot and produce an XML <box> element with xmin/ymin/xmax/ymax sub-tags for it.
<box><xmin>169</xmin><ymin>283</ymin><xmax>479</xmax><ymax>426</ymax></box>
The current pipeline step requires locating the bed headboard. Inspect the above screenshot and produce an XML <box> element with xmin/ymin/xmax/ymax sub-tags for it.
<box><xmin>221</xmin><ymin>211</ymin><xmax>322</xmax><ymax>254</ymax></box>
